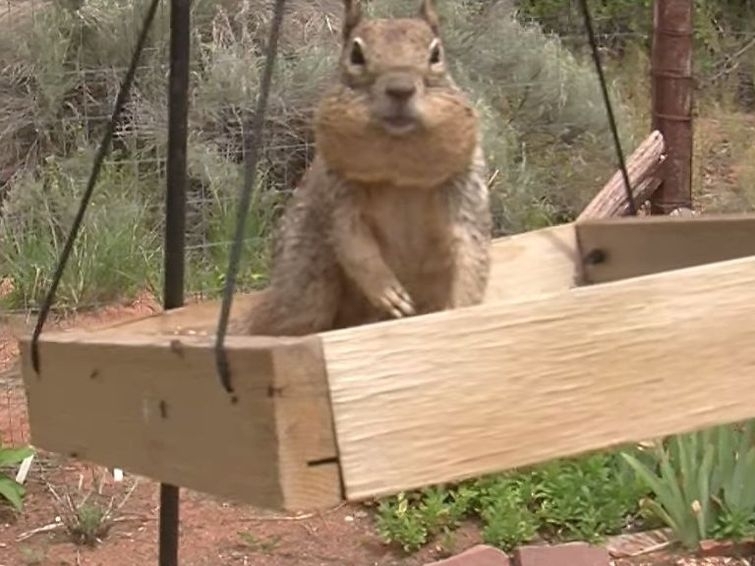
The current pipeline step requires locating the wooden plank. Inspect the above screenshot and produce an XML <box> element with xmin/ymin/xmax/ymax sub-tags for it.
<box><xmin>576</xmin><ymin>213</ymin><xmax>755</xmax><ymax>284</ymax></box>
<box><xmin>16</xmin><ymin>220</ymin><xmax>579</xmax><ymax>508</ymax></box>
<box><xmin>19</xmin><ymin>333</ymin><xmax>341</xmax><ymax>511</ymax></box>
<box><xmin>483</xmin><ymin>223</ymin><xmax>578</xmax><ymax>303</ymax></box>
<box><xmin>271</xmin><ymin>337</ymin><xmax>342</xmax><ymax>507</ymax></box>
<box><xmin>95</xmin><ymin>222</ymin><xmax>580</xmax><ymax>336</ymax></box>
<box><xmin>321</xmin><ymin>254</ymin><xmax>755</xmax><ymax>502</ymax></box>
<box><xmin>94</xmin><ymin>293</ymin><xmax>263</xmax><ymax>336</ymax></box>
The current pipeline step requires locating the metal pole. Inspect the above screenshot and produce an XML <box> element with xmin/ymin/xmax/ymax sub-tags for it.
<box><xmin>650</xmin><ymin>0</ymin><xmax>694</xmax><ymax>214</ymax></box>
<box><xmin>160</xmin><ymin>0</ymin><xmax>190</xmax><ymax>563</ymax></box>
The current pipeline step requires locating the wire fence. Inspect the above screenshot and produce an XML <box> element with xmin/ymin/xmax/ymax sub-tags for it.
<box><xmin>2</xmin><ymin>0</ymin><xmax>755</xmax><ymax>446</ymax></box>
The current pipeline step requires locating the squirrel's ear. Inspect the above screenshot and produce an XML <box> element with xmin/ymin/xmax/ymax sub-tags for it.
<box><xmin>342</xmin><ymin>0</ymin><xmax>362</xmax><ymax>42</ymax></box>
<box><xmin>418</xmin><ymin>0</ymin><xmax>440</xmax><ymax>34</ymax></box>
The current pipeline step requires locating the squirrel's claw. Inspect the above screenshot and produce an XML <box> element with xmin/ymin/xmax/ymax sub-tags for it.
<box><xmin>381</xmin><ymin>284</ymin><xmax>416</xmax><ymax>318</ymax></box>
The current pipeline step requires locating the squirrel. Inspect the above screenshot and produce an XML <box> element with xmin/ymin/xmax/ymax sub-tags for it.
<box><xmin>238</xmin><ymin>0</ymin><xmax>492</xmax><ymax>336</ymax></box>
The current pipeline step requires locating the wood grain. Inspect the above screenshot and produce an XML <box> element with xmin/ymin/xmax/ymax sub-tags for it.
<box><xmin>19</xmin><ymin>333</ymin><xmax>341</xmax><ymax>511</ymax></box>
<box><xmin>483</xmin><ymin>223</ymin><xmax>578</xmax><ymax>303</ymax></box>
<box><xmin>576</xmin><ymin>213</ymin><xmax>755</xmax><ymax>284</ymax></box>
<box><xmin>321</xmin><ymin>254</ymin><xmax>755</xmax><ymax>501</ymax></box>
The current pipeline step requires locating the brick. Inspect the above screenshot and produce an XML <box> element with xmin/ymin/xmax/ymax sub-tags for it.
<box><xmin>424</xmin><ymin>544</ymin><xmax>512</xmax><ymax>566</ymax></box>
<box><xmin>699</xmin><ymin>537</ymin><xmax>755</xmax><ymax>558</ymax></box>
<box><xmin>513</xmin><ymin>542</ymin><xmax>610</xmax><ymax>566</ymax></box>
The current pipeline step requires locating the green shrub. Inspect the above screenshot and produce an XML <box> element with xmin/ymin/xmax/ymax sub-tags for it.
<box><xmin>374</xmin><ymin>450</ymin><xmax>651</xmax><ymax>554</ymax></box>
<box><xmin>477</xmin><ymin>476</ymin><xmax>539</xmax><ymax>551</ymax></box>
<box><xmin>375</xmin><ymin>492</ymin><xmax>433</xmax><ymax>553</ymax></box>
<box><xmin>518</xmin><ymin>0</ymin><xmax>755</xmax><ymax>112</ymax></box>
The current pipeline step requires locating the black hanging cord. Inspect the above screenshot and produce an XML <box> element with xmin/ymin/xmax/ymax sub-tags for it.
<box><xmin>214</xmin><ymin>0</ymin><xmax>288</xmax><ymax>397</ymax></box>
<box><xmin>577</xmin><ymin>0</ymin><xmax>637</xmax><ymax>216</ymax></box>
<box><xmin>30</xmin><ymin>0</ymin><xmax>162</xmax><ymax>374</ymax></box>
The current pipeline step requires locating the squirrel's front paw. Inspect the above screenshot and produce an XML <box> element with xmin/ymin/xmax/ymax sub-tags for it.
<box><xmin>366</xmin><ymin>278</ymin><xmax>415</xmax><ymax>319</ymax></box>
<box><xmin>381</xmin><ymin>283</ymin><xmax>416</xmax><ymax>318</ymax></box>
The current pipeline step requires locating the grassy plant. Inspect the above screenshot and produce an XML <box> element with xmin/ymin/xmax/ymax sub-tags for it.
<box><xmin>530</xmin><ymin>451</ymin><xmax>650</xmax><ymax>542</ymax></box>
<box><xmin>476</xmin><ymin>475</ymin><xmax>539</xmax><ymax>551</ymax></box>
<box><xmin>374</xmin><ymin>492</ymin><xmax>434</xmax><ymax>553</ymax></box>
<box><xmin>18</xmin><ymin>545</ymin><xmax>47</xmax><ymax>566</ymax></box>
<box><xmin>237</xmin><ymin>531</ymin><xmax>282</xmax><ymax>553</ymax></box>
<box><xmin>0</xmin><ymin>443</ymin><xmax>34</xmax><ymax>512</ymax></box>
<box><xmin>0</xmin><ymin>138</ymin><xmax>280</xmax><ymax>310</ymax></box>
<box><xmin>623</xmin><ymin>421</ymin><xmax>755</xmax><ymax>550</ymax></box>
<box><xmin>374</xmin><ymin>450</ymin><xmax>651</xmax><ymax>554</ymax></box>
<box><xmin>0</xmin><ymin>149</ymin><xmax>162</xmax><ymax>311</ymax></box>
<box><xmin>183</xmin><ymin>142</ymin><xmax>283</xmax><ymax>297</ymax></box>
<box><xmin>46</xmin><ymin>468</ymin><xmax>140</xmax><ymax>547</ymax></box>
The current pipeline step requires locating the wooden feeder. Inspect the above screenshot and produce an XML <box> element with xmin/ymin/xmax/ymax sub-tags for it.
<box><xmin>18</xmin><ymin>211</ymin><xmax>755</xmax><ymax>511</ymax></box>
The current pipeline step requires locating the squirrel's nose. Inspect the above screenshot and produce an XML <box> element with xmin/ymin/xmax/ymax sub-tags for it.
<box><xmin>385</xmin><ymin>82</ymin><xmax>416</xmax><ymax>101</ymax></box>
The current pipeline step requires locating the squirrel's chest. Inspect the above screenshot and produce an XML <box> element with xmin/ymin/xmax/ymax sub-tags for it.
<box><xmin>361</xmin><ymin>186</ymin><xmax>454</xmax><ymax>269</ymax></box>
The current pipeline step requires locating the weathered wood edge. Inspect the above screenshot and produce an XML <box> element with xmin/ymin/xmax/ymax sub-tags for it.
<box><xmin>575</xmin><ymin>212</ymin><xmax>755</xmax><ymax>284</ymax></box>
<box><xmin>271</xmin><ymin>336</ymin><xmax>343</xmax><ymax>509</ymax></box>
<box><xmin>18</xmin><ymin>332</ymin><xmax>342</xmax><ymax>511</ymax></box>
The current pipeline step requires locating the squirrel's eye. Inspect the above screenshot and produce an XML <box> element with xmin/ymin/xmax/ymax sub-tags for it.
<box><xmin>429</xmin><ymin>40</ymin><xmax>442</xmax><ymax>65</ymax></box>
<box><xmin>350</xmin><ymin>39</ymin><xmax>366</xmax><ymax>66</ymax></box>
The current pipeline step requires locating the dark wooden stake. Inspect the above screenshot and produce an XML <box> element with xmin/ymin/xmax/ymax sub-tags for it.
<box><xmin>650</xmin><ymin>0</ymin><xmax>694</xmax><ymax>214</ymax></box>
<box><xmin>160</xmin><ymin>0</ymin><xmax>191</xmax><ymax>563</ymax></box>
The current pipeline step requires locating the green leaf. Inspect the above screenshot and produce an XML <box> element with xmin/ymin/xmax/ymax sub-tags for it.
<box><xmin>695</xmin><ymin>443</ymin><xmax>715</xmax><ymax>540</ymax></box>
<box><xmin>711</xmin><ymin>425</ymin><xmax>733</xmax><ymax>497</ymax></box>
<box><xmin>0</xmin><ymin>446</ymin><xmax>33</xmax><ymax>468</ymax></box>
<box><xmin>622</xmin><ymin>452</ymin><xmax>681</xmax><ymax>518</ymax></box>
<box><xmin>656</xmin><ymin>443</ymin><xmax>687</xmax><ymax>525</ymax></box>
<box><xmin>677</xmin><ymin>434</ymin><xmax>692</xmax><ymax>502</ymax></box>
<box><xmin>737</xmin><ymin>450</ymin><xmax>755</xmax><ymax>508</ymax></box>
<box><xmin>623</xmin><ymin>442</ymin><xmax>702</xmax><ymax>549</ymax></box>
<box><xmin>0</xmin><ymin>476</ymin><xmax>25</xmax><ymax>511</ymax></box>
<box><xmin>726</xmin><ymin>446</ymin><xmax>755</xmax><ymax>511</ymax></box>
<box><xmin>641</xmin><ymin>497</ymin><xmax>682</xmax><ymax>537</ymax></box>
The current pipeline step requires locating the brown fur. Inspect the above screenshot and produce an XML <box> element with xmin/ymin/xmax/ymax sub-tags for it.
<box><xmin>239</xmin><ymin>0</ymin><xmax>492</xmax><ymax>336</ymax></box>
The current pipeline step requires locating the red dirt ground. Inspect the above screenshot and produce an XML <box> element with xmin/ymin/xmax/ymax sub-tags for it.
<box><xmin>0</xmin><ymin>300</ymin><xmax>748</xmax><ymax>566</ymax></box>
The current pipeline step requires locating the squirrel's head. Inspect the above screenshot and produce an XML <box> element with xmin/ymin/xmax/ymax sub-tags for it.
<box><xmin>314</xmin><ymin>0</ymin><xmax>480</xmax><ymax>188</ymax></box>
<box><xmin>338</xmin><ymin>0</ymin><xmax>448</xmax><ymax>137</ymax></box>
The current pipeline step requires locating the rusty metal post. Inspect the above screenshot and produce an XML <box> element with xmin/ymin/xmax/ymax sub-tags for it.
<box><xmin>160</xmin><ymin>0</ymin><xmax>191</xmax><ymax>563</ymax></box>
<box><xmin>650</xmin><ymin>0</ymin><xmax>694</xmax><ymax>214</ymax></box>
